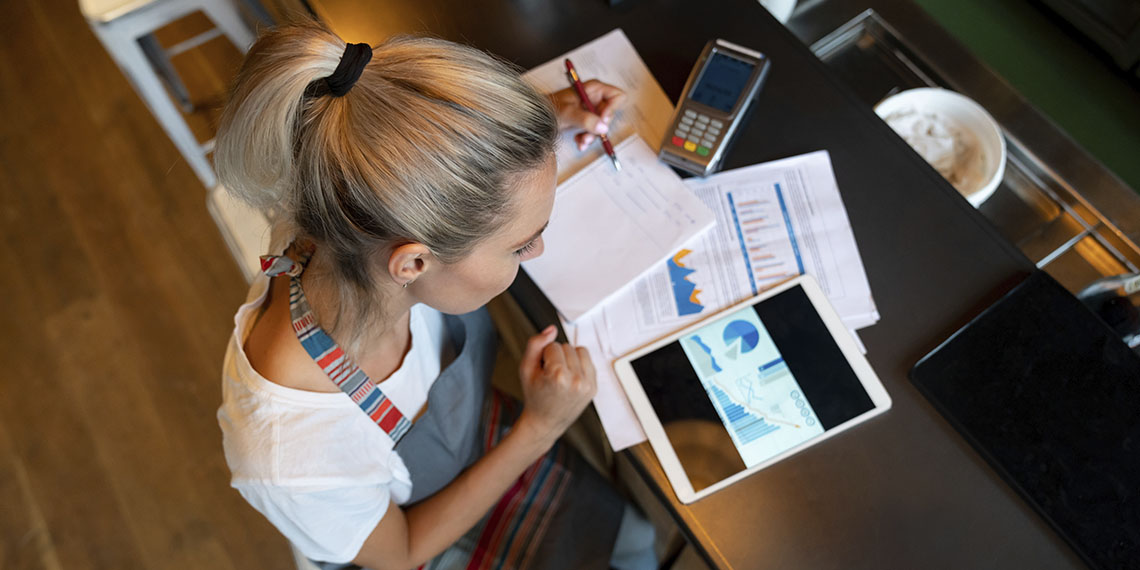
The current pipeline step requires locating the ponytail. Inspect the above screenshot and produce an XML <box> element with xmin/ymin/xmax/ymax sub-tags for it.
<box><xmin>215</xmin><ymin>21</ymin><xmax>343</xmax><ymax>210</ymax></box>
<box><xmin>214</xmin><ymin>22</ymin><xmax>558</xmax><ymax>347</ymax></box>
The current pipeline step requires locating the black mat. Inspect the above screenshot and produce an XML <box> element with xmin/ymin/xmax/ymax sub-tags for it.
<box><xmin>910</xmin><ymin>271</ymin><xmax>1140</xmax><ymax>570</ymax></box>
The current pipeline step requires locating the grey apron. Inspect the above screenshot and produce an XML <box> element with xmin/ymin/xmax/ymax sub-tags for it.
<box><xmin>261</xmin><ymin>252</ymin><xmax>624</xmax><ymax>569</ymax></box>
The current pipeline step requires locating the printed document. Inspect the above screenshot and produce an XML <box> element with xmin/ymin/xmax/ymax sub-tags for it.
<box><xmin>524</xmin><ymin>29</ymin><xmax>675</xmax><ymax>183</ymax></box>
<box><xmin>566</xmin><ymin>150</ymin><xmax>880</xmax><ymax>451</ymax></box>
<box><xmin>523</xmin><ymin>135</ymin><xmax>715</xmax><ymax>322</ymax></box>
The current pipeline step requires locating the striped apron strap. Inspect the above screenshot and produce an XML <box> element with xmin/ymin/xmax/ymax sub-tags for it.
<box><xmin>260</xmin><ymin>252</ymin><xmax>413</xmax><ymax>443</ymax></box>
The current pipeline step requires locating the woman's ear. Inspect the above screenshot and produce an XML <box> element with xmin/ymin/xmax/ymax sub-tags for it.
<box><xmin>387</xmin><ymin>243</ymin><xmax>433</xmax><ymax>287</ymax></box>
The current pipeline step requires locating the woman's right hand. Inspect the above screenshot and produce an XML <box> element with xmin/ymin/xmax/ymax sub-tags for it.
<box><xmin>550</xmin><ymin>80</ymin><xmax>627</xmax><ymax>151</ymax></box>
<box><xmin>516</xmin><ymin>325</ymin><xmax>597</xmax><ymax>446</ymax></box>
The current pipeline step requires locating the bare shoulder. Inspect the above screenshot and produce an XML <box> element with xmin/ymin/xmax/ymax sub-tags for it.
<box><xmin>244</xmin><ymin>276</ymin><xmax>340</xmax><ymax>393</ymax></box>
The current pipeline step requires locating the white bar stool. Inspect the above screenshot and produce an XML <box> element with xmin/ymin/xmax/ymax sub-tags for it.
<box><xmin>206</xmin><ymin>185</ymin><xmax>272</xmax><ymax>283</ymax></box>
<box><xmin>80</xmin><ymin>0</ymin><xmax>256</xmax><ymax>188</ymax></box>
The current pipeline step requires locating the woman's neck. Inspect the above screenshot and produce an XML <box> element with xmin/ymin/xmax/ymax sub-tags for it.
<box><xmin>299</xmin><ymin>248</ymin><xmax>417</xmax><ymax>381</ymax></box>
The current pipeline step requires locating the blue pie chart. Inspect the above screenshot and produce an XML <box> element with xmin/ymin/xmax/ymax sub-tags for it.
<box><xmin>723</xmin><ymin>320</ymin><xmax>760</xmax><ymax>353</ymax></box>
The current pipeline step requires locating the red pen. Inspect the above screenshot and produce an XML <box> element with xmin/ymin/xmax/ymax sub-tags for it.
<box><xmin>564</xmin><ymin>58</ymin><xmax>621</xmax><ymax>172</ymax></box>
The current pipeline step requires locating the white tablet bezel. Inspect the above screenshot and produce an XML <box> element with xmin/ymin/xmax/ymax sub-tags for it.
<box><xmin>613</xmin><ymin>274</ymin><xmax>892</xmax><ymax>504</ymax></box>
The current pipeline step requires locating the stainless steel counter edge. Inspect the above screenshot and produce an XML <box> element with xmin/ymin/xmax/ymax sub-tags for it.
<box><xmin>787</xmin><ymin>0</ymin><xmax>1140</xmax><ymax>249</ymax></box>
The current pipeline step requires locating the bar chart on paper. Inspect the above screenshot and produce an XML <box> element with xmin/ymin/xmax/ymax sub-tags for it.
<box><xmin>726</xmin><ymin>183</ymin><xmax>804</xmax><ymax>296</ymax></box>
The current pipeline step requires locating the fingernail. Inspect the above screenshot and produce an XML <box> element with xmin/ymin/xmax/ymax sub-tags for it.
<box><xmin>596</xmin><ymin>122</ymin><xmax>609</xmax><ymax>134</ymax></box>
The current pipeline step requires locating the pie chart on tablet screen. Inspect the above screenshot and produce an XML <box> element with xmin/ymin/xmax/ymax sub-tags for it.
<box><xmin>723</xmin><ymin>320</ymin><xmax>760</xmax><ymax>354</ymax></box>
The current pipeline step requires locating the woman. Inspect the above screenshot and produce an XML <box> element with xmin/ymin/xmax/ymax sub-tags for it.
<box><xmin>215</xmin><ymin>21</ymin><xmax>654</xmax><ymax>570</ymax></box>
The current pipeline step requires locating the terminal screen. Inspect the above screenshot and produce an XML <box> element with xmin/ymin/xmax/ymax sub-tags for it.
<box><xmin>689</xmin><ymin>51</ymin><xmax>755</xmax><ymax>113</ymax></box>
<box><xmin>630</xmin><ymin>286</ymin><xmax>874</xmax><ymax>492</ymax></box>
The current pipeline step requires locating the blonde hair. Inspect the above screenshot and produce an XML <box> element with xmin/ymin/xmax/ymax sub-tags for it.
<box><xmin>215</xmin><ymin>22</ymin><xmax>557</xmax><ymax>347</ymax></box>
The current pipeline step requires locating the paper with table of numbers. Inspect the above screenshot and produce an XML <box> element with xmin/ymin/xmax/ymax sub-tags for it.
<box><xmin>522</xmin><ymin>135</ymin><xmax>714</xmax><ymax>323</ymax></box>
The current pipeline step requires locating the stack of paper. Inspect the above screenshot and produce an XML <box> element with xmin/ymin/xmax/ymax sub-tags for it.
<box><xmin>522</xmin><ymin>136</ymin><xmax>715</xmax><ymax>322</ymax></box>
<box><xmin>521</xmin><ymin>29</ymin><xmax>880</xmax><ymax>453</ymax></box>
<box><xmin>566</xmin><ymin>151</ymin><xmax>880</xmax><ymax>451</ymax></box>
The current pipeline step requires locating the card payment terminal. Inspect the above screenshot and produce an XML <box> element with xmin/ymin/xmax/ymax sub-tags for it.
<box><xmin>658</xmin><ymin>40</ymin><xmax>771</xmax><ymax>177</ymax></box>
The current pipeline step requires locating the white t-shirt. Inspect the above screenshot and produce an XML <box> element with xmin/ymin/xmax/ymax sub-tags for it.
<box><xmin>217</xmin><ymin>274</ymin><xmax>452</xmax><ymax>563</ymax></box>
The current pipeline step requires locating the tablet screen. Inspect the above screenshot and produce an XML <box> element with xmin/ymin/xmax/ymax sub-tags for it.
<box><xmin>629</xmin><ymin>285</ymin><xmax>874</xmax><ymax>492</ymax></box>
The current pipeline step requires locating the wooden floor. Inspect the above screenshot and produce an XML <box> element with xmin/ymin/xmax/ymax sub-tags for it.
<box><xmin>0</xmin><ymin>0</ymin><xmax>295</xmax><ymax>567</ymax></box>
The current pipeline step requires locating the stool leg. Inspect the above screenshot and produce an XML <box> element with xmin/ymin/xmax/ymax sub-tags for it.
<box><xmin>138</xmin><ymin>32</ymin><xmax>194</xmax><ymax>113</ymax></box>
<box><xmin>199</xmin><ymin>0</ymin><xmax>256</xmax><ymax>53</ymax></box>
<box><xmin>93</xmin><ymin>23</ymin><xmax>217</xmax><ymax>188</ymax></box>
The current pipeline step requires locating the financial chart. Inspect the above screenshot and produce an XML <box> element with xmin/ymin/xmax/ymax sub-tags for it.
<box><xmin>679</xmin><ymin>307</ymin><xmax>824</xmax><ymax>467</ymax></box>
<box><xmin>726</xmin><ymin>183</ymin><xmax>803</xmax><ymax>296</ymax></box>
<box><xmin>667</xmin><ymin>249</ymin><xmax>705</xmax><ymax>316</ymax></box>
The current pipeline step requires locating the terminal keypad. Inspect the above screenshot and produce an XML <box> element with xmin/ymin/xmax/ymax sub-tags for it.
<box><xmin>670</xmin><ymin>110</ymin><xmax>720</xmax><ymax>157</ymax></box>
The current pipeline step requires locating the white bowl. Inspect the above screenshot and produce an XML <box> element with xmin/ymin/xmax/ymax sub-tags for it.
<box><xmin>875</xmin><ymin>87</ymin><xmax>1006</xmax><ymax>207</ymax></box>
<box><xmin>759</xmin><ymin>0</ymin><xmax>796</xmax><ymax>23</ymax></box>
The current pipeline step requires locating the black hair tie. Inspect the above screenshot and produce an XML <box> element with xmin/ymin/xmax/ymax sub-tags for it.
<box><xmin>324</xmin><ymin>43</ymin><xmax>372</xmax><ymax>97</ymax></box>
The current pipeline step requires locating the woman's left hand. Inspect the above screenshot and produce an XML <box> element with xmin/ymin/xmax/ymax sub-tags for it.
<box><xmin>550</xmin><ymin>80</ymin><xmax>627</xmax><ymax>151</ymax></box>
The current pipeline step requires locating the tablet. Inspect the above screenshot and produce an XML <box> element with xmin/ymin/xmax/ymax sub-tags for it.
<box><xmin>614</xmin><ymin>275</ymin><xmax>891</xmax><ymax>503</ymax></box>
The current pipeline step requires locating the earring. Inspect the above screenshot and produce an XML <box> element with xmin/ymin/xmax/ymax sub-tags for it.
<box><xmin>403</xmin><ymin>280</ymin><xmax>414</xmax><ymax>289</ymax></box>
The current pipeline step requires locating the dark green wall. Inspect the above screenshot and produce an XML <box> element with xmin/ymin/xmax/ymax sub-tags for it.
<box><xmin>912</xmin><ymin>0</ymin><xmax>1140</xmax><ymax>194</ymax></box>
